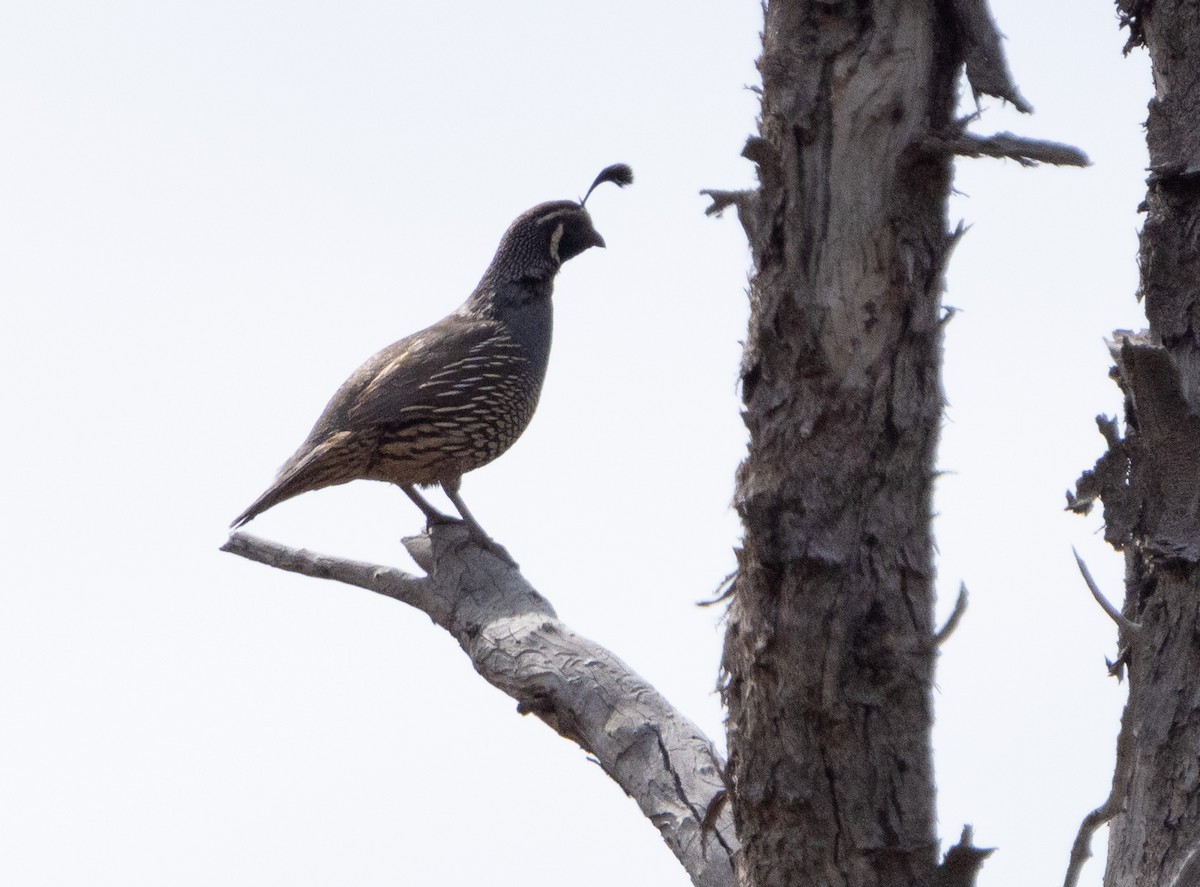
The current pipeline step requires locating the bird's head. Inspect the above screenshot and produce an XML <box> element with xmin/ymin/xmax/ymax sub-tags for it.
<box><xmin>479</xmin><ymin>164</ymin><xmax>634</xmax><ymax>288</ymax></box>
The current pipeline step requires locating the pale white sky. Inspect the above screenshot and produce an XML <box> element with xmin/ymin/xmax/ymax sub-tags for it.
<box><xmin>2</xmin><ymin>2</ymin><xmax>1149</xmax><ymax>885</ymax></box>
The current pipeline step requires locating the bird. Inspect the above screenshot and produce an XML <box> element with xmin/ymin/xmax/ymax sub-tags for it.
<box><xmin>231</xmin><ymin>164</ymin><xmax>633</xmax><ymax>552</ymax></box>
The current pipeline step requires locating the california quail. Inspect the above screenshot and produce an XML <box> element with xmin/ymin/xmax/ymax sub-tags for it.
<box><xmin>231</xmin><ymin>164</ymin><xmax>633</xmax><ymax>548</ymax></box>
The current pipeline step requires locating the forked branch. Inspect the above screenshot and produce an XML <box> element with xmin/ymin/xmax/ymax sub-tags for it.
<box><xmin>222</xmin><ymin>526</ymin><xmax>738</xmax><ymax>887</ymax></box>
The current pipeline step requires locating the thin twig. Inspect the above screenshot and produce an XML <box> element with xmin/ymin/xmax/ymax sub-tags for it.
<box><xmin>1073</xmin><ymin>547</ymin><xmax>1141</xmax><ymax>634</ymax></box>
<box><xmin>935</xmin><ymin>583</ymin><xmax>969</xmax><ymax>646</ymax></box>
<box><xmin>700</xmin><ymin>189</ymin><xmax>750</xmax><ymax>217</ymax></box>
<box><xmin>699</xmin><ymin>570</ymin><xmax>737</xmax><ymax>607</ymax></box>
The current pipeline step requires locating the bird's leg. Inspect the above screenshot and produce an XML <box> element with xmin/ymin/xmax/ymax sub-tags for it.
<box><xmin>441</xmin><ymin>478</ymin><xmax>488</xmax><ymax>538</ymax></box>
<box><xmin>442</xmin><ymin>478</ymin><xmax>517</xmax><ymax>567</ymax></box>
<box><xmin>401</xmin><ymin>485</ymin><xmax>455</xmax><ymax>526</ymax></box>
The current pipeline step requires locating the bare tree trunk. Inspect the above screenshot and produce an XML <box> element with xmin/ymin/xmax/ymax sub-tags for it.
<box><xmin>718</xmin><ymin>2</ymin><xmax>959</xmax><ymax>884</ymax></box>
<box><xmin>1068</xmin><ymin>4</ymin><xmax>1200</xmax><ymax>886</ymax></box>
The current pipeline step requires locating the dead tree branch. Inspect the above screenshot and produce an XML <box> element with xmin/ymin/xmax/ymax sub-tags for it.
<box><xmin>925</xmin><ymin>129</ymin><xmax>1089</xmax><ymax>167</ymax></box>
<box><xmin>1064</xmin><ymin>794</ymin><xmax>1124</xmax><ymax>887</ymax></box>
<box><xmin>1072</xmin><ymin>547</ymin><xmax>1141</xmax><ymax>634</ymax></box>
<box><xmin>222</xmin><ymin>526</ymin><xmax>738</xmax><ymax>887</ymax></box>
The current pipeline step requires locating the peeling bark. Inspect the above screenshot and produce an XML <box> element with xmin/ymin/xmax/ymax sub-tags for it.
<box><xmin>950</xmin><ymin>0</ymin><xmax>1031</xmax><ymax>112</ymax></box>
<box><xmin>222</xmin><ymin>527</ymin><xmax>738</xmax><ymax>887</ymax></box>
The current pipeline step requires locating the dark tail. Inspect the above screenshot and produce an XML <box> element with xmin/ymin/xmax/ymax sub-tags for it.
<box><xmin>230</xmin><ymin>439</ymin><xmax>355</xmax><ymax>528</ymax></box>
<box><xmin>230</xmin><ymin>480</ymin><xmax>302</xmax><ymax>529</ymax></box>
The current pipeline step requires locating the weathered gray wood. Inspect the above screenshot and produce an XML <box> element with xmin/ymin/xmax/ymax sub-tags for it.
<box><xmin>1069</xmin><ymin>339</ymin><xmax>1200</xmax><ymax>887</ymax></box>
<box><xmin>715</xmin><ymin>0</ymin><xmax>1058</xmax><ymax>883</ymax></box>
<box><xmin>719</xmin><ymin>1</ymin><xmax>958</xmax><ymax>883</ymax></box>
<box><xmin>951</xmin><ymin>0</ymin><xmax>1032</xmax><ymax>112</ymax></box>
<box><xmin>1067</xmin><ymin>4</ymin><xmax>1200</xmax><ymax>884</ymax></box>
<box><xmin>223</xmin><ymin>526</ymin><xmax>738</xmax><ymax>887</ymax></box>
<box><xmin>924</xmin><ymin>128</ymin><xmax>1088</xmax><ymax>167</ymax></box>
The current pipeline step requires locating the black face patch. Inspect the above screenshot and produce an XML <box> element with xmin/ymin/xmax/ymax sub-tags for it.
<box><xmin>554</xmin><ymin>216</ymin><xmax>604</xmax><ymax>262</ymax></box>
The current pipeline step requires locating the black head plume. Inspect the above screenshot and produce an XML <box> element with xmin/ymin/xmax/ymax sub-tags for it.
<box><xmin>581</xmin><ymin>163</ymin><xmax>634</xmax><ymax>206</ymax></box>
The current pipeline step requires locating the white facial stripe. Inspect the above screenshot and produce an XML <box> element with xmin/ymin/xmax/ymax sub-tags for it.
<box><xmin>549</xmin><ymin>222</ymin><xmax>565</xmax><ymax>262</ymax></box>
<box><xmin>536</xmin><ymin>208</ymin><xmax>578</xmax><ymax>225</ymax></box>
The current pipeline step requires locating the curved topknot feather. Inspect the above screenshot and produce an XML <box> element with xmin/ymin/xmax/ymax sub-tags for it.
<box><xmin>582</xmin><ymin>163</ymin><xmax>634</xmax><ymax>205</ymax></box>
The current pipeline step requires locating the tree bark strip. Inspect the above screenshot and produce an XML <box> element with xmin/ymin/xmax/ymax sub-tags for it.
<box><xmin>721</xmin><ymin>2</ymin><xmax>960</xmax><ymax>884</ymax></box>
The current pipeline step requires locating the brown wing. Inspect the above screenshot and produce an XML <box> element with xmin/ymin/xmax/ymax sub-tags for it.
<box><xmin>230</xmin><ymin>313</ymin><xmax>526</xmax><ymax>527</ymax></box>
<box><xmin>345</xmin><ymin>317</ymin><xmax>531</xmax><ymax>429</ymax></box>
